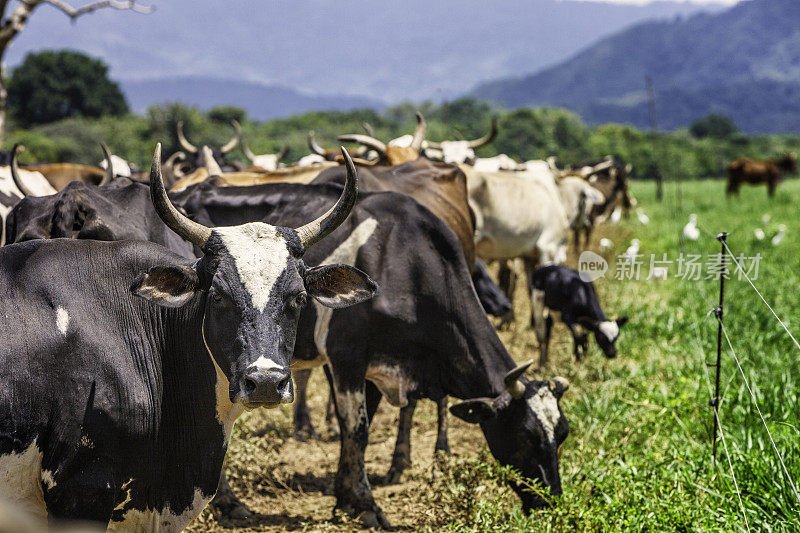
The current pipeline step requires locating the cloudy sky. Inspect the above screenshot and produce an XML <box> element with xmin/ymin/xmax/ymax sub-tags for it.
<box><xmin>4</xmin><ymin>0</ymin><xmax>737</xmax><ymax>101</ymax></box>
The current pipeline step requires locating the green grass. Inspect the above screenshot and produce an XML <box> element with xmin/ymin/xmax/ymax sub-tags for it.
<box><xmin>437</xmin><ymin>178</ymin><xmax>800</xmax><ymax>531</ymax></box>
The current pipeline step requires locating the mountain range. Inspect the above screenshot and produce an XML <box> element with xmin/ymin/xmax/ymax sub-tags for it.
<box><xmin>6</xmin><ymin>0</ymin><xmax>721</xmax><ymax>106</ymax></box>
<box><xmin>473</xmin><ymin>0</ymin><xmax>800</xmax><ymax>132</ymax></box>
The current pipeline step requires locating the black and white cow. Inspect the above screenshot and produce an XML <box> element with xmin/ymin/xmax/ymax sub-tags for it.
<box><xmin>177</xmin><ymin>180</ymin><xmax>571</xmax><ymax>529</ymax></box>
<box><xmin>531</xmin><ymin>265</ymin><xmax>628</xmax><ymax>362</ymax></box>
<box><xmin>0</xmin><ymin>145</ymin><xmax>376</xmax><ymax>529</ymax></box>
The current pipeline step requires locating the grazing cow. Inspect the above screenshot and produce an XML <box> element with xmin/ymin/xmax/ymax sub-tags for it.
<box><xmin>727</xmin><ymin>154</ymin><xmax>797</xmax><ymax>197</ymax></box>
<box><xmin>0</xmin><ymin>145</ymin><xmax>376</xmax><ymax>529</ymax></box>
<box><xmin>531</xmin><ymin>265</ymin><xmax>628</xmax><ymax>363</ymax></box>
<box><xmin>177</xmin><ymin>181</ymin><xmax>571</xmax><ymax>528</ymax></box>
<box><xmin>465</xmin><ymin>165</ymin><xmax>604</xmax><ymax>338</ymax></box>
<box><xmin>242</xmin><ymin>138</ymin><xmax>289</xmax><ymax>171</ymax></box>
<box><xmin>422</xmin><ymin>118</ymin><xmax>498</xmax><ymax>164</ymax></box>
<box><xmin>338</xmin><ymin>112</ymin><xmax>427</xmax><ymax>166</ymax></box>
<box><xmin>176</xmin><ymin>119</ymin><xmax>242</xmax><ymax>171</ymax></box>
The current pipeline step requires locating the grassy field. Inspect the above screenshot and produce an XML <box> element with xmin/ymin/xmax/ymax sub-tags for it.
<box><xmin>190</xmin><ymin>177</ymin><xmax>800</xmax><ymax>532</ymax></box>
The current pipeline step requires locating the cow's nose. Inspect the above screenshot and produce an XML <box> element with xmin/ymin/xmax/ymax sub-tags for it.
<box><xmin>240</xmin><ymin>367</ymin><xmax>293</xmax><ymax>406</ymax></box>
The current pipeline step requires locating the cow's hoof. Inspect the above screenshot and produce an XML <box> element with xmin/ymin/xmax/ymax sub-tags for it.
<box><xmin>325</xmin><ymin>422</ymin><xmax>341</xmax><ymax>441</ymax></box>
<box><xmin>227</xmin><ymin>503</ymin><xmax>252</xmax><ymax>520</ymax></box>
<box><xmin>384</xmin><ymin>467</ymin><xmax>404</xmax><ymax>485</ymax></box>
<box><xmin>212</xmin><ymin>496</ymin><xmax>253</xmax><ymax>521</ymax></box>
<box><xmin>336</xmin><ymin>502</ymin><xmax>391</xmax><ymax>529</ymax></box>
<box><xmin>293</xmin><ymin>425</ymin><xmax>319</xmax><ymax>442</ymax></box>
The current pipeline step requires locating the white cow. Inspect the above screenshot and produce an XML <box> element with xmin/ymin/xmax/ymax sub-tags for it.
<box><xmin>99</xmin><ymin>154</ymin><xmax>133</xmax><ymax>178</ymax></box>
<box><xmin>473</xmin><ymin>154</ymin><xmax>519</xmax><ymax>172</ymax></box>
<box><xmin>423</xmin><ymin>118</ymin><xmax>498</xmax><ymax>164</ymax></box>
<box><xmin>242</xmin><ymin>140</ymin><xmax>288</xmax><ymax>172</ymax></box>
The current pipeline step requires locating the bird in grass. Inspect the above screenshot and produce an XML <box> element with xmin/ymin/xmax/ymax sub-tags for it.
<box><xmin>599</xmin><ymin>238</ymin><xmax>613</xmax><ymax>251</ymax></box>
<box><xmin>754</xmin><ymin>228</ymin><xmax>766</xmax><ymax>241</ymax></box>
<box><xmin>636</xmin><ymin>208</ymin><xmax>650</xmax><ymax>225</ymax></box>
<box><xmin>772</xmin><ymin>224</ymin><xmax>787</xmax><ymax>246</ymax></box>
<box><xmin>623</xmin><ymin>239</ymin><xmax>640</xmax><ymax>261</ymax></box>
<box><xmin>610</xmin><ymin>206</ymin><xmax>622</xmax><ymax>224</ymax></box>
<box><xmin>683</xmin><ymin>214</ymin><xmax>700</xmax><ymax>241</ymax></box>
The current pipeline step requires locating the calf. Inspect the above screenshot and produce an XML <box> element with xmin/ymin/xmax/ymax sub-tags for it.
<box><xmin>0</xmin><ymin>145</ymin><xmax>376</xmax><ymax>529</ymax></box>
<box><xmin>531</xmin><ymin>265</ymin><xmax>628</xmax><ymax>364</ymax></box>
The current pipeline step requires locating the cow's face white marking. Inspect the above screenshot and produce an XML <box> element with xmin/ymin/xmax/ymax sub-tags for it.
<box><xmin>214</xmin><ymin>223</ymin><xmax>292</xmax><ymax>313</ymax></box>
<box><xmin>55</xmin><ymin>307</ymin><xmax>69</xmax><ymax>337</ymax></box>
<box><xmin>388</xmin><ymin>134</ymin><xmax>413</xmax><ymax>148</ymax></box>
<box><xmin>526</xmin><ymin>387</ymin><xmax>562</xmax><ymax>443</ymax></box>
<box><xmin>598</xmin><ymin>321</ymin><xmax>619</xmax><ymax>343</ymax></box>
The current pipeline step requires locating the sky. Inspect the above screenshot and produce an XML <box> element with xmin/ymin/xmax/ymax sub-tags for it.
<box><xmin>3</xmin><ymin>0</ymin><xmax>735</xmax><ymax>102</ymax></box>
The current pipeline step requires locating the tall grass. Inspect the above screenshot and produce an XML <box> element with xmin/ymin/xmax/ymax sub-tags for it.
<box><xmin>437</xmin><ymin>177</ymin><xmax>800</xmax><ymax>531</ymax></box>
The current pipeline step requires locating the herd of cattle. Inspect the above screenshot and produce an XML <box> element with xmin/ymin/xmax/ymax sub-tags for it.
<box><xmin>0</xmin><ymin>112</ymin><xmax>701</xmax><ymax>531</ymax></box>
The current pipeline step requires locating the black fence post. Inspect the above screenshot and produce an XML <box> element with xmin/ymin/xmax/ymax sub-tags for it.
<box><xmin>711</xmin><ymin>232</ymin><xmax>728</xmax><ymax>462</ymax></box>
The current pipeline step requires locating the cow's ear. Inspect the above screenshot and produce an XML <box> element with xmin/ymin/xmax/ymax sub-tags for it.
<box><xmin>616</xmin><ymin>316</ymin><xmax>629</xmax><ymax>328</ymax></box>
<box><xmin>577</xmin><ymin>316</ymin><xmax>599</xmax><ymax>330</ymax></box>
<box><xmin>131</xmin><ymin>265</ymin><xmax>200</xmax><ymax>308</ymax></box>
<box><xmin>304</xmin><ymin>264</ymin><xmax>377</xmax><ymax>309</ymax></box>
<box><xmin>450</xmin><ymin>398</ymin><xmax>497</xmax><ymax>424</ymax></box>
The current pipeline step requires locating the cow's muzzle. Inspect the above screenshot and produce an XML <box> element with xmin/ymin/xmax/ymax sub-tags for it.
<box><xmin>239</xmin><ymin>367</ymin><xmax>293</xmax><ymax>408</ymax></box>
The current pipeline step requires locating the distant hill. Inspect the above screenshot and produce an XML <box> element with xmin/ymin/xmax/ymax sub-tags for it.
<box><xmin>121</xmin><ymin>77</ymin><xmax>383</xmax><ymax>120</ymax></box>
<box><xmin>473</xmin><ymin>0</ymin><xmax>800</xmax><ymax>133</ymax></box>
<box><xmin>7</xmin><ymin>0</ymin><xmax>720</xmax><ymax>103</ymax></box>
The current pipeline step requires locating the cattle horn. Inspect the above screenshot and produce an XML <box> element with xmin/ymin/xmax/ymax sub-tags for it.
<box><xmin>99</xmin><ymin>142</ymin><xmax>114</xmax><ymax>185</ymax></box>
<box><xmin>362</xmin><ymin>122</ymin><xmax>375</xmax><ymax>137</ymax></box>
<box><xmin>584</xmin><ymin>159</ymin><xmax>614</xmax><ymax>177</ymax></box>
<box><xmin>150</xmin><ymin>143</ymin><xmax>212</xmax><ymax>247</ymax></box>
<box><xmin>294</xmin><ymin>147</ymin><xmax>358</xmax><ymax>250</ymax></box>
<box><xmin>201</xmin><ymin>146</ymin><xmax>223</xmax><ymax>177</ymax></box>
<box><xmin>308</xmin><ymin>131</ymin><xmax>327</xmax><ymax>155</ymax></box>
<box><xmin>241</xmin><ymin>139</ymin><xmax>257</xmax><ymax>163</ymax></box>
<box><xmin>504</xmin><ymin>360</ymin><xmax>533</xmax><ymax>400</ymax></box>
<box><xmin>337</xmin><ymin>133</ymin><xmax>387</xmax><ymax>155</ymax></box>
<box><xmin>410</xmin><ymin>112</ymin><xmax>427</xmax><ymax>150</ymax></box>
<box><xmin>176</xmin><ymin>121</ymin><xmax>199</xmax><ymax>154</ymax></box>
<box><xmin>220</xmin><ymin>120</ymin><xmax>241</xmax><ymax>154</ymax></box>
<box><xmin>467</xmin><ymin>117</ymin><xmax>498</xmax><ymax>149</ymax></box>
<box><xmin>10</xmin><ymin>144</ymin><xmax>34</xmax><ymax>197</ymax></box>
<box><xmin>277</xmin><ymin>145</ymin><xmax>289</xmax><ymax>161</ymax></box>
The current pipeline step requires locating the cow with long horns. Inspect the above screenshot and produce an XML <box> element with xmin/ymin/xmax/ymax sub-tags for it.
<box><xmin>0</xmin><ymin>145</ymin><xmax>376</xmax><ymax>529</ymax></box>
<box><xmin>338</xmin><ymin>112</ymin><xmax>427</xmax><ymax>166</ymax></box>
<box><xmin>422</xmin><ymin>118</ymin><xmax>498</xmax><ymax>164</ymax></box>
<box><xmin>176</xmin><ymin>119</ymin><xmax>242</xmax><ymax>171</ymax></box>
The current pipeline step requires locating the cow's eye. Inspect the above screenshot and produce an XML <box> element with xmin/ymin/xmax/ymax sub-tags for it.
<box><xmin>212</xmin><ymin>292</ymin><xmax>223</xmax><ymax>302</ymax></box>
<box><xmin>290</xmin><ymin>292</ymin><xmax>307</xmax><ymax>310</ymax></box>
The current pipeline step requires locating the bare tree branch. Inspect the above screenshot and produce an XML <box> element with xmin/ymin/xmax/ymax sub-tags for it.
<box><xmin>42</xmin><ymin>0</ymin><xmax>153</xmax><ymax>19</ymax></box>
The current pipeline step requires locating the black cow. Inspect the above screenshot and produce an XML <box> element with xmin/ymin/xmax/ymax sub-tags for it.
<box><xmin>531</xmin><ymin>265</ymin><xmax>628</xmax><ymax>362</ymax></box>
<box><xmin>7</xmin><ymin>178</ymin><xmax>194</xmax><ymax>259</ymax></box>
<box><xmin>176</xmin><ymin>181</ymin><xmax>571</xmax><ymax>528</ymax></box>
<box><xmin>0</xmin><ymin>145</ymin><xmax>376</xmax><ymax>528</ymax></box>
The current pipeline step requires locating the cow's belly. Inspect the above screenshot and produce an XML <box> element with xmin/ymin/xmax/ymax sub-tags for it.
<box><xmin>0</xmin><ymin>440</ymin><xmax>47</xmax><ymax>518</ymax></box>
<box><xmin>108</xmin><ymin>488</ymin><xmax>213</xmax><ymax>533</ymax></box>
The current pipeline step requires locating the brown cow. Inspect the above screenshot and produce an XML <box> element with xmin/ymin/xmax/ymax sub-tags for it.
<box><xmin>727</xmin><ymin>154</ymin><xmax>797</xmax><ymax>197</ymax></box>
<box><xmin>338</xmin><ymin>112</ymin><xmax>427</xmax><ymax>166</ymax></box>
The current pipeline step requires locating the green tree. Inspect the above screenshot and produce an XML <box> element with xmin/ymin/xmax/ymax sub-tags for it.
<box><xmin>689</xmin><ymin>114</ymin><xmax>739</xmax><ymax>139</ymax></box>
<box><xmin>208</xmin><ymin>106</ymin><xmax>247</xmax><ymax>124</ymax></box>
<box><xmin>9</xmin><ymin>50</ymin><xmax>129</xmax><ymax>126</ymax></box>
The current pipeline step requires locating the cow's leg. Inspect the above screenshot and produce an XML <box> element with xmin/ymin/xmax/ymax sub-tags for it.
<box><xmin>331</xmin><ymin>368</ymin><xmax>389</xmax><ymax>529</ymax></box>
<box><xmin>292</xmin><ymin>368</ymin><xmax>319</xmax><ymax>441</ymax></box>
<box><xmin>386</xmin><ymin>398</ymin><xmax>416</xmax><ymax>484</ymax></box>
<box><xmin>211</xmin><ymin>468</ymin><xmax>252</xmax><ymax>520</ymax></box>
<box><xmin>497</xmin><ymin>260</ymin><xmax>517</xmax><ymax>328</ymax></box>
<box><xmin>768</xmin><ymin>179</ymin><xmax>777</xmax><ymax>197</ymax></box>
<box><xmin>324</xmin><ymin>366</ymin><xmax>341</xmax><ymax>439</ymax></box>
<box><xmin>567</xmin><ymin>323</ymin><xmax>588</xmax><ymax>361</ymax></box>
<box><xmin>543</xmin><ymin>313</ymin><xmax>554</xmax><ymax>360</ymax></box>
<box><xmin>434</xmin><ymin>396</ymin><xmax>450</xmax><ymax>454</ymax></box>
<box><xmin>525</xmin><ymin>259</ymin><xmax>549</xmax><ymax>367</ymax></box>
